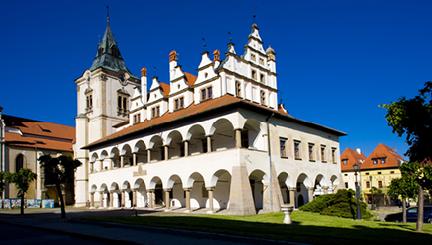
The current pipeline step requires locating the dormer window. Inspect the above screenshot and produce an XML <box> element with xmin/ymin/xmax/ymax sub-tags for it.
<box><xmin>200</xmin><ymin>86</ymin><xmax>213</xmax><ymax>101</ymax></box>
<box><xmin>174</xmin><ymin>96</ymin><xmax>184</xmax><ymax>111</ymax></box>
<box><xmin>342</xmin><ymin>159</ymin><xmax>348</xmax><ymax>165</ymax></box>
<box><xmin>151</xmin><ymin>106</ymin><xmax>160</xmax><ymax>119</ymax></box>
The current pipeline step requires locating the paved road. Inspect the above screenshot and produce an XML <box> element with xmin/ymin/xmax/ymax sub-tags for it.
<box><xmin>0</xmin><ymin>222</ymin><xmax>105</xmax><ymax>245</ymax></box>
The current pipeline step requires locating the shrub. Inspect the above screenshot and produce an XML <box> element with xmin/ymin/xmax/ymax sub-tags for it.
<box><xmin>300</xmin><ymin>189</ymin><xmax>372</xmax><ymax>219</ymax></box>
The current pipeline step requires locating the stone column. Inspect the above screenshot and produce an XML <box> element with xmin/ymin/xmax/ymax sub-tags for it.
<box><xmin>133</xmin><ymin>190</ymin><xmax>138</xmax><ymax>207</ymax></box>
<box><xmin>121</xmin><ymin>191</ymin><xmax>126</xmax><ymax>207</ymax></box>
<box><xmin>206</xmin><ymin>136</ymin><xmax>212</xmax><ymax>153</ymax></box>
<box><xmin>109</xmin><ymin>192</ymin><xmax>114</xmax><ymax>208</ymax></box>
<box><xmin>164</xmin><ymin>189</ymin><xmax>171</xmax><ymax>209</ymax></box>
<box><xmin>288</xmin><ymin>187</ymin><xmax>296</xmax><ymax>207</ymax></box>
<box><xmin>120</xmin><ymin>156</ymin><xmax>124</xmax><ymax>168</ymax></box>
<box><xmin>99</xmin><ymin>192</ymin><xmax>104</xmax><ymax>208</ymax></box>
<box><xmin>184</xmin><ymin>188</ymin><xmax>191</xmax><ymax>212</ymax></box>
<box><xmin>90</xmin><ymin>193</ymin><xmax>95</xmax><ymax>208</ymax></box>
<box><xmin>184</xmin><ymin>141</ymin><xmax>189</xmax><ymax>157</ymax></box>
<box><xmin>109</xmin><ymin>158</ymin><xmax>114</xmax><ymax>170</ymax></box>
<box><xmin>89</xmin><ymin>162</ymin><xmax>94</xmax><ymax>174</ymax></box>
<box><xmin>164</xmin><ymin>145</ymin><xmax>169</xmax><ymax>160</ymax></box>
<box><xmin>322</xmin><ymin>186</ymin><xmax>329</xmax><ymax>194</ymax></box>
<box><xmin>307</xmin><ymin>187</ymin><xmax>314</xmax><ymax>203</ymax></box>
<box><xmin>133</xmin><ymin>153</ymin><xmax>137</xmax><ymax>166</ymax></box>
<box><xmin>228</xmin><ymin>166</ymin><xmax>256</xmax><ymax>215</ymax></box>
<box><xmin>99</xmin><ymin>159</ymin><xmax>104</xmax><ymax>171</ymax></box>
<box><xmin>147</xmin><ymin>149</ymin><xmax>151</xmax><ymax>163</ymax></box>
<box><xmin>207</xmin><ymin>187</ymin><xmax>215</xmax><ymax>213</ymax></box>
<box><xmin>235</xmin><ymin>129</ymin><xmax>242</xmax><ymax>148</ymax></box>
<box><xmin>148</xmin><ymin>190</ymin><xmax>155</xmax><ymax>208</ymax></box>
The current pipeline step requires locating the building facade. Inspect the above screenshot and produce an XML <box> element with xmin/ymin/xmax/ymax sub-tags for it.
<box><xmin>341</xmin><ymin>144</ymin><xmax>404</xmax><ymax>206</ymax></box>
<box><xmin>74</xmin><ymin>18</ymin><xmax>346</xmax><ymax>214</ymax></box>
<box><xmin>0</xmin><ymin>113</ymin><xmax>75</xmax><ymax>204</ymax></box>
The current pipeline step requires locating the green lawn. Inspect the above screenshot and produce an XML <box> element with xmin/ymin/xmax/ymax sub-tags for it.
<box><xmin>85</xmin><ymin>211</ymin><xmax>432</xmax><ymax>244</ymax></box>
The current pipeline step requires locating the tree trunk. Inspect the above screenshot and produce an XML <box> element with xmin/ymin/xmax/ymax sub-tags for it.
<box><xmin>402</xmin><ymin>198</ymin><xmax>407</xmax><ymax>223</ymax></box>
<box><xmin>416</xmin><ymin>186</ymin><xmax>424</xmax><ymax>232</ymax></box>
<box><xmin>56</xmin><ymin>182</ymin><xmax>66</xmax><ymax>219</ymax></box>
<box><xmin>20</xmin><ymin>193</ymin><xmax>24</xmax><ymax>215</ymax></box>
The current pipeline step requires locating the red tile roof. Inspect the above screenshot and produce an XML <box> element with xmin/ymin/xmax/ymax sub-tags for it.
<box><xmin>184</xmin><ymin>72</ymin><xmax>197</xmax><ymax>87</ymax></box>
<box><xmin>84</xmin><ymin>94</ymin><xmax>346</xmax><ymax>149</ymax></box>
<box><xmin>340</xmin><ymin>148</ymin><xmax>367</xmax><ymax>172</ymax></box>
<box><xmin>159</xmin><ymin>82</ymin><xmax>170</xmax><ymax>97</ymax></box>
<box><xmin>361</xmin><ymin>143</ymin><xmax>403</xmax><ymax>170</ymax></box>
<box><xmin>3</xmin><ymin>115</ymin><xmax>74</xmax><ymax>152</ymax></box>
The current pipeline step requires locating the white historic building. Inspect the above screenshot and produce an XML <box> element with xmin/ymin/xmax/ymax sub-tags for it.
<box><xmin>73</xmin><ymin>17</ymin><xmax>346</xmax><ymax>215</ymax></box>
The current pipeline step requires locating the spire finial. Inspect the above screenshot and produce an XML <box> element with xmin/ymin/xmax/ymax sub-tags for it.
<box><xmin>228</xmin><ymin>31</ymin><xmax>233</xmax><ymax>44</ymax></box>
<box><xmin>201</xmin><ymin>37</ymin><xmax>207</xmax><ymax>50</ymax></box>
<box><xmin>106</xmin><ymin>5</ymin><xmax>110</xmax><ymax>26</ymax></box>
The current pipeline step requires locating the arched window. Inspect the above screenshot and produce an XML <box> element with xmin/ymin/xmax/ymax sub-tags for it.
<box><xmin>15</xmin><ymin>154</ymin><xmax>24</xmax><ymax>172</ymax></box>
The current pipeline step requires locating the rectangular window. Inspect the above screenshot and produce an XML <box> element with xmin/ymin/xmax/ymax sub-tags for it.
<box><xmin>133</xmin><ymin>114</ymin><xmax>141</xmax><ymax>124</ymax></box>
<box><xmin>345</xmin><ymin>182</ymin><xmax>349</xmax><ymax>188</ymax></box>
<box><xmin>331</xmin><ymin>147</ymin><xmax>337</xmax><ymax>164</ymax></box>
<box><xmin>151</xmin><ymin>106</ymin><xmax>160</xmax><ymax>118</ymax></box>
<box><xmin>235</xmin><ymin>81</ymin><xmax>241</xmax><ymax>97</ymax></box>
<box><xmin>320</xmin><ymin>145</ymin><xmax>326</xmax><ymax>162</ymax></box>
<box><xmin>259</xmin><ymin>58</ymin><xmax>264</xmax><ymax>65</ymax></box>
<box><xmin>366</xmin><ymin>181</ymin><xmax>371</xmax><ymax>188</ymax></box>
<box><xmin>200</xmin><ymin>86</ymin><xmax>213</xmax><ymax>101</ymax></box>
<box><xmin>251</xmin><ymin>53</ymin><xmax>256</xmax><ymax>61</ymax></box>
<box><xmin>251</xmin><ymin>69</ymin><xmax>257</xmax><ymax>80</ymax></box>
<box><xmin>260</xmin><ymin>90</ymin><xmax>266</xmax><ymax>105</ymax></box>
<box><xmin>308</xmin><ymin>143</ymin><xmax>315</xmax><ymax>161</ymax></box>
<box><xmin>294</xmin><ymin>140</ymin><xmax>301</xmax><ymax>160</ymax></box>
<box><xmin>174</xmin><ymin>96</ymin><xmax>184</xmax><ymax>111</ymax></box>
<box><xmin>378</xmin><ymin>181</ymin><xmax>383</xmax><ymax>188</ymax></box>
<box><xmin>365</xmin><ymin>172</ymin><xmax>369</xmax><ymax>175</ymax></box>
<box><xmin>280</xmin><ymin>137</ymin><xmax>287</xmax><ymax>158</ymax></box>
<box><xmin>260</xmin><ymin>73</ymin><xmax>265</xmax><ymax>83</ymax></box>
<box><xmin>378</xmin><ymin>172</ymin><xmax>381</xmax><ymax>175</ymax></box>
<box><xmin>86</xmin><ymin>94</ymin><xmax>93</xmax><ymax>111</ymax></box>
<box><xmin>390</xmin><ymin>171</ymin><xmax>395</xmax><ymax>174</ymax></box>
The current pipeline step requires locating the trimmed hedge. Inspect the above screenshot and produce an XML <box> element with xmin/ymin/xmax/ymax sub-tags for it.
<box><xmin>299</xmin><ymin>189</ymin><xmax>371</xmax><ymax>219</ymax></box>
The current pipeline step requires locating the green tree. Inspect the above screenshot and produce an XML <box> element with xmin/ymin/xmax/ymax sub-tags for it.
<box><xmin>38</xmin><ymin>154</ymin><xmax>81</xmax><ymax>219</ymax></box>
<box><xmin>388</xmin><ymin>174</ymin><xmax>418</xmax><ymax>223</ymax></box>
<box><xmin>0</xmin><ymin>171</ymin><xmax>7</xmax><ymax>208</ymax></box>
<box><xmin>382</xmin><ymin>81</ymin><xmax>432</xmax><ymax>231</ymax></box>
<box><xmin>7</xmin><ymin>168</ymin><xmax>37</xmax><ymax>215</ymax></box>
<box><xmin>370</xmin><ymin>187</ymin><xmax>383</xmax><ymax>210</ymax></box>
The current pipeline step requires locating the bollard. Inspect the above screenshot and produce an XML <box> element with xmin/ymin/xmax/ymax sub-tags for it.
<box><xmin>281</xmin><ymin>204</ymin><xmax>294</xmax><ymax>224</ymax></box>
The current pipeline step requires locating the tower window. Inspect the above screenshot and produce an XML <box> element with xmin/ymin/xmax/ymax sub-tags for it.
<box><xmin>235</xmin><ymin>81</ymin><xmax>241</xmax><ymax>97</ymax></box>
<box><xmin>117</xmin><ymin>92</ymin><xmax>129</xmax><ymax>115</ymax></box>
<box><xmin>86</xmin><ymin>94</ymin><xmax>93</xmax><ymax>111</ymax></box>
<box><xmin>260</xmin><ymin>90</ymin><xmax>266</xmax><ymax>105</ymax></box>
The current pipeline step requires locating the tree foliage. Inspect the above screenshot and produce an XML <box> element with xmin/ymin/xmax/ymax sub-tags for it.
<box><xmin>7</xmin><ymin>168</ymin><xmax>37</xmax><ymax>215</ymax></box>
<box><xmin>38</xmin><ymin>154</ymin><xmax>81</xmax><ymax>219</ymax></box>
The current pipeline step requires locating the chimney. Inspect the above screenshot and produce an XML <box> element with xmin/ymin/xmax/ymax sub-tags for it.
<box><xmin>356</xmin><ymin>148</ymin><xmax>361</xmax><ymax>155</ymax></box>
<box><xmin>140</xmin><ymin>67</ymin><xmax>147</xmax><ymax>104</ymax></box>
<box><xmin>169</xmin><ymin>50</ymin><xmax>178</xmax><ymax>81</ymax></box>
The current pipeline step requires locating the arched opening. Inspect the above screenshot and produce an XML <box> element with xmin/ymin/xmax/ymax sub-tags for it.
<box><xmin>99</xmin><ymin>184</ymin><xmax>109</xmax><ymax>208</ymax></box>
<box><xmin>110</xmin><ymin>182</ymin><xmax>120</xmax><ymax>208</ymax></box>
<box><xmin>330</xmin><ymin>175</ymin><xmax>339</xmax><ymax>194</ymax></box>
<box><xmin>167</xmin><ymin>175</ymin><xmax>184</xmax><ymax>208</ymax></box>
<box><xmin>249</xmin><ymin>170</ymin><xmax>266</xmax><ymax>212</ymax></box>
<box><xmin>211</xmin><ymin>169</ymin><xmax>231</xmax><ymax>211</ymax></box>
<box><xmin>278</xmin><ymin>172</ymin><xmax>290</xmax><ymax>204</ymax></box>
<box><xmin>211</xmin><ymin>119</ymin><xmax>235</xmax><ymax>151</ymax></box>
<box><xmin>167</xmin><ymin>131</ymin><xmax>184</xmax><ymax>159</ymax></box>
<box><xmin>110</xmin><ymin>148</ymin><xmax>120</xmax><ymax>169</ymax></box>
<box><xmin>122</xmin><ymin>181</ymin><xmax>132</xmax><ymax>208</ymax></box>
<box><xmin>149</xmin><ymin>136</ymin><xmax>164</xmax><ymax>162</ymax></box>
<box><xmin>242</xmin><ymin>119</ymin><xmax>262</xmax><ymax>150</ymax></box>
<box><xmin>150</xmin><ymin>177</ymin><xmax>164</xmax><ymax>207</ymax></box>
<box><xmin>296</xmin><ymin>173</ymin><xmax>310</xmax><ymax>208</ymax></box>
<box><xmin>134</xmin><ymin>178</ymin><xmax>147</xmax><ymax>208</ymax></box>
<box><xmin>134</xmin><ymin>140</ymin><xmax>147</xmax><ymax>164</ymax></box>
<box><xmin>15</xmin><ymin>154</ymin><xmax>24</xmax><ymax>172</ymax></box>
<box><xmin>187</xmin><ymin>124</ymin><xmax>206</xmax><ymax>155</ymax></box>
<box><xmin>314</xmin><ymin>174</ymin><xmax>324</xmax><ymax>196</ymax></box>
<box><xmin>100</xmin><ymin>150</ymin><xmax>109</xmax><ymax>170</ymax></box>
<box><xmin>187</xmin><ymin>172</ymin><xmax>206</xmax><ymax>210</ymax></box>
<box><xmin>121</xmin><ymin>145</ymin><xmax>133</xmax><ymax>167</ymax></box>
<box><xmin>90</xmin><ymin>153</ymin><xmax>98</xmax><ymax>173</ymax></box>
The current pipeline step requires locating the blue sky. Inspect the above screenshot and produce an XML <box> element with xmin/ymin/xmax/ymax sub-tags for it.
<box><xmin>1</xmin><ymin>0</ymin><xmax>431</xmax><ymax>157</ymax></box>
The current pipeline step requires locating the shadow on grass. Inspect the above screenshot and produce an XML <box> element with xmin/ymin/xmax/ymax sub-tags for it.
<box><xmin>1</xmin><ymin>209</ymin><xmax>431</xmax><ymax>245</ymax></box>
<box><xmin>84</xmin><ymin>213</ymin><xmax>432</xmax><ymax>245</ymax></box>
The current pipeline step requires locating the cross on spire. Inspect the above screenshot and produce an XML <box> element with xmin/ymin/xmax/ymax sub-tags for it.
<box><xmin>106</xmin><ymin>5</ymin><xmax>110</xmax><ymax>26</ymax></box>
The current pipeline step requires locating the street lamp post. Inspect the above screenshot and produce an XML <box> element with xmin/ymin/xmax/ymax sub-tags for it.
<box><xmin>353</xmin><ymin>163</ymin><xmax>362</xmax><ymax>220</ymax></box>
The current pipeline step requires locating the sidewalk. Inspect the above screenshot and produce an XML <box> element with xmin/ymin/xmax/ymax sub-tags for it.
<box><xmin>0</xmin><ymin>210</ymin><xmax>305</xmax><ymax>245</ymax></box>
